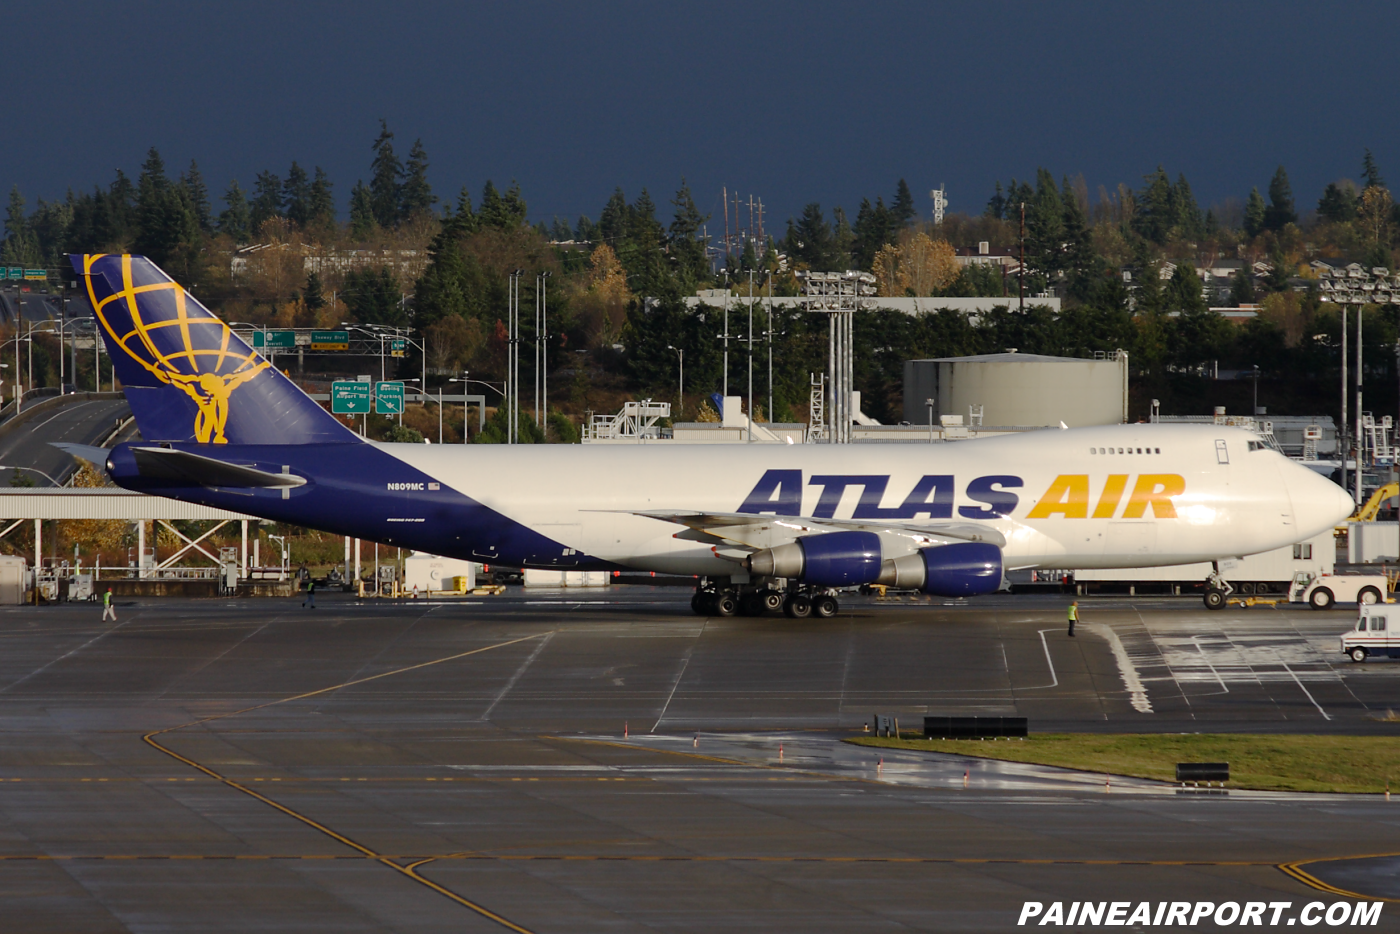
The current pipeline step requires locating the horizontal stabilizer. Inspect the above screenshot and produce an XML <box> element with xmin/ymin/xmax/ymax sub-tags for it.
<box><xmin>50</xmin><ymin>442</ymin><xmax>113</xmax><ymax>467</ymax></box>
<box><xmin>130</xmin><ymin>446</ymin><xmax>307</xmax><ymax>489</ymax></box>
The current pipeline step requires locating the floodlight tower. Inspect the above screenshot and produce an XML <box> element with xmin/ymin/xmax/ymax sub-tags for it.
<box><xmin>798</xmin><ymin>270</ymin><xmax>876</xmax><ymax>443</ymax></box>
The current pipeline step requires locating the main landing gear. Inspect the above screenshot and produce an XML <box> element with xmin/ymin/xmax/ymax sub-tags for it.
<box><xmin>692</xmin><ymin>584</ymin><xmax>839</xmax><ymax>619</ymax></box>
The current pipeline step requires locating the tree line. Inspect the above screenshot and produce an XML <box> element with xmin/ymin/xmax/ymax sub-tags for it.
<box><xmin>3</xmin><ymin>134</ymin><xmax>1400</xmax><ymax>435</ymax></box>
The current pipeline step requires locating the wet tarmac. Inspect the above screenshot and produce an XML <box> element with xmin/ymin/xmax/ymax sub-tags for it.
<box><xmin>0</xmin><ymin>589</ymin><xmax>1396</xmax><ymax>932</ymax></box>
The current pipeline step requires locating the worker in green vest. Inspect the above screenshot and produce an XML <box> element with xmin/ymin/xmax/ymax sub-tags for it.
<box><xmin>102</xmin><ymin>587</ymin><xmax>116</xmax><ymax>622</ymax></box>
<box><xmin>1067</xmin><ymin>600</ymin><xmax>1078</xmax><ymax>637</ymax></box>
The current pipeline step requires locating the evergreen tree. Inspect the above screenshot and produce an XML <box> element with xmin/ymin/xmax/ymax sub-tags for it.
<box><xmin>1164</xmin><ymin>263</ymin><xmax>1207</xmax><ymax>314</ymax></box>
<box><xmin>622</xmin><ymin>188</ymin><xmax>669</xmax><ymax>298</ymax></box>
<box><xmin>1229</xmin><ymin>266</ymin><xmax>1256</xmax><ymax>306</ymax></box>
<box><xmin>985</xmin><ymin>181</ymin><xmax>1006</xmax><ymax>220</ymax></box>
<box><xmin>104</xmin><ymin>170</ymin><xmax>136</xmax><ymax>244</ymax></box>
<box><xmin>249</xmin><ymin>170</ymin><xmax>283</xmax><ymax>236</ymax></box>
<box><xmin>218</xmin><ymin>180</ymin><xmax>250</xmax><ymax>242</ymax></box>
<box><xmin>891</xmin><ymin>178</ymin><xmax>916</xmax><ymax>226</ymax></box>
<box><xmin>181</xmin><ymin>160</ymin><xmax>212</xmax><ymax>232</ymax></box>
<box><xmin>133</xmin><ymin>147</ymin><xmax>201</xmax><ymax>271</ymax></box>
<box><xmin>343</xmin><ymin>266</ymin><xmax>404</xmax><ymax>326</ymax></box>
<box><xmin>1263</xmin><ymin>166</ymin><xmax>1297</xmax><ymax>231</ymax></box>
<box><xmin>1203</xmin><ymin>208</ymin><xmax>1220</xmax><ymax>237</ymax></box>
<box><xmin>448</xmin><ymin>186</ymin><xmax>477</xmax><ymax>237</ymax></box>
<box><xmin>1060</xmin><ymin>176</ymin><xmax>1096</xmax><ymax>299</ymax></box>
<box><xmin>349</xmin><ymin>180</ymin><xmax>375</xmax><ymax>239</ymax></box>
<box><xmin>1025</xmin><ymin>168</ymin><xmax>1065</xmax><ymax>280</ymax></box>
<box><xmin>369</xmin><ymin>119</ymin><xmax>403</xmax><ymax>228</ymax></box>
<box><xmin>2</xmin><ymin>187</ymin><xmax>38</xmax><ymax>265</ymax></box>
<box><xmin>667</xmin><ymin>180</ymin><xmax>710</xmax><ymax>291</ymax></box>
<box><xmin>851</xmin><ymin>198</ymin><xmax>893</xmax><ymax>270</ymax></box>
<box><xmin>1317</xmin><ymin>182</ymin><xmax>1358</xmax><ymax>223</ymax></box>
<box><xmin>1362</xmin><ymin>149</ymin><xmax>1386</xmax><ymax>192</ymax></box>
<box><xmin>1171</xmin><ymin>173</ymin><xmax>1203</xmax><ymax>239</ymax></box>
<box><xmin>1244</xmin><ymin>187</ymin><xmax>1266</xmax><ymax>238</ymax></box>
<box><xmin>304</xmin><ymin>271</ymin><xmax>327</xmax><ymax>310</ymax></box>
<box><xmin>1261</xmin><ymin>248</ymin><xmax>1293</xmax><ymax>294</ymax></box>
<box><xmin>598</xmin><ymin>188</ymin><xmax>629</xmax><ymax>244</ymax></box>
<box><xmin>831</xmin><ymin>206</ymin><xmax>854</xmax><ymax>269</ymax></box>
<box><xmin>1133</xmin><ymin>166</ymin><xmax>1173</xmax><ymax>243</ymax></box>
<box><xmin>549</xmin><ymin>217</ymin><xmax>573</xmax><ymax>241</ymax></box>
<box><xmin>501</xmin><ymin>181</ymin><xmax>527</xmax><ymax>227</ymax></box>
<box><xmin>786</xmin><ymin>203</ymin><xmax>837</xmax><ymax>271</ymax></box>
<box><xmin>399</xmin><ymin>139</ymin><xmax>435</xmax><ymax>219</ymax></box>
<box><xmin>574</xmin><ymin>215</ymin><xmax>597</xmax><ymax>242</ymax></box>
<box><xmin>283</xmin><ymin>161</ymin><xmax>311</xmax><ymax>228</ymax></box>
<box><xmin>306</xmin><ymin>167</ymin><xmax>335</xmax><ymax>229</ymax></box>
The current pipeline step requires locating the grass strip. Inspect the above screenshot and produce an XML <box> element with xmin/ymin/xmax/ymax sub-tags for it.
<box><xmin>848</xmin><ymin>734</ymin><xmax>1400</xmax><ymax>793</ymax></box>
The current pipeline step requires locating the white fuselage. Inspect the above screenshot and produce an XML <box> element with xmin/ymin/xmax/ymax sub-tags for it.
<box><xmin>383</xmin><ymin>424</ymin><xmax>1354</xmax><ymax>577</ymax></box>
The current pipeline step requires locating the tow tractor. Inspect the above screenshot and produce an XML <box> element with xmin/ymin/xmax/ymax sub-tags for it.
<box><xmin>1204</xmin><ymin>568</ymin><xmax>1390</xmax><ymax>610</ymax></box>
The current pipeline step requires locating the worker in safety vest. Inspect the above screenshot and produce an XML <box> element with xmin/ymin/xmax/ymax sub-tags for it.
<box><xmin>1067</xmin><ymin>600</ymin><xmax>1078</xmax><ymax>637</ymax></box>
<box><xmin>102</xmin><ymin>588</ymin><xmax>116</xmax><ymax>622</ymax></box>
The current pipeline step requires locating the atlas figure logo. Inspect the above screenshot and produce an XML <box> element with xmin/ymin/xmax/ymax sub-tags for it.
<box><xmin>82</xmin><ymin>253</ymin><xmax>270</xmax><ymax>444</ymax></box>
<box><xmin>738</xmin><ymin>471</ymin><xmax>1185</xmax><ymax>520</ymax></box>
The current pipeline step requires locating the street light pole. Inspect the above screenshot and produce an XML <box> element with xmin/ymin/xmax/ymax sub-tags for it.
<box><xmin>747</xmin><ymin>269</ymin><xmax>754</xmax><ymax>442</ymax></box>
<box><xmin>667</xmin><ymin>345</ymin><xmax>684</xmax><ymax>417</ymax></box>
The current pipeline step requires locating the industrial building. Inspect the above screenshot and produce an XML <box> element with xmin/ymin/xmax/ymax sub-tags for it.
<box><xmin>903</xmin><ymin>351</ymin><xmax>1128</xmax><ymax>428</ymax></box>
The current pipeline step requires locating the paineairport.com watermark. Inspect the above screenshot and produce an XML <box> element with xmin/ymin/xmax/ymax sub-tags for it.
<box><xmin>1018</xmin><ymin>900</ymin><xmax>1383</xmax><ymax>927</ymax></box>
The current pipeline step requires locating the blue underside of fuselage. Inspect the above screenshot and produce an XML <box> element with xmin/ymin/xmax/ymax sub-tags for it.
<box><xmin>106</xmin><ymin>441</ymin><xmax>620</xmax><ymax>571</ymax></box>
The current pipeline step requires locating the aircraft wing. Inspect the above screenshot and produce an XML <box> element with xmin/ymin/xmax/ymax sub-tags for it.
<box><xmin>616</xmin><ymin>509</ymin><xmax>1005</xmax><ymax>552</ymax></box>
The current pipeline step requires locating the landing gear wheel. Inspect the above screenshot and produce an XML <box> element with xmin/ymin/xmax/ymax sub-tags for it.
<box><xmin>1350</xmin><ymin>646</ymin><xmax>1368</xmax><ymax>663</ymax></box>
<box><xmin>715</xmin><ymin>593</ymin><xmax>738</xmax><ymax>617</ymax></box>
<box><xmin>813</xmin><ymin>594</ymin><xmax>839</xmax><ymax>618</ymax></box>
<box><xmin>1203</xmin><ymin>589</ymin><xmax>1226</xmax><ymax>610</ymax></box>
<box><xmin>783</xmin><ymin>593</ymin><xmax>812</xmax><ymax>619</ymax></box>
<box><xmin>1358</xmin><ymin>586</ymin><xmax>1381</xmax><ymax>606</ymax></box>
<box><xmin>762</xmin><ymin>590</ymin><xmax>784</xmax><ymax>612</ymax></box>
<box><xmin>691</xmin><ymin>592</ymin><xmax>707</xmax><ymax>615</ymax></box>
<box><xmin>739</xmin><ymin>593</ymin><xmax>765</xmax><ymax>616</ymax></box>
<box><xmin>1309</xmin><ymin>587</ymin><xmax>1335</xmax><ymax>610</ymax></box>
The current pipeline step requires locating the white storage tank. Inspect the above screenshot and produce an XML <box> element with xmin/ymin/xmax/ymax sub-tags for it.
<box><xmin>903</xmin><ymin>351</ymin><xmax>1128</xmax><ymax>428</ymax></box>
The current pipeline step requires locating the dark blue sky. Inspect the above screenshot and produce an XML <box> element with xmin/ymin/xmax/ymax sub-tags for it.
<box><xmin>5</xmin><ymin>1</ymin><xmax>1397</xmax><ymax>232</ymax></box>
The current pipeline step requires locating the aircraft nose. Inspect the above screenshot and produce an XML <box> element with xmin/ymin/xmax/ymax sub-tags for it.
<box><xmin>1289</xmin><ymin>465</ymin><xmax>1356</xmax><ymax>537</ymax></box>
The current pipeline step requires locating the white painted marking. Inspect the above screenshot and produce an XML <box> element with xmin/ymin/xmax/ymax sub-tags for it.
<box><xmin>1282</xmin><ymin>661</ymin><xmax>1332</xmax><ymax>721</ymax></box>
<box><xmin>478</xmin><ymin>631</ymin><xmax>554</xmax><ymax>720</ymax></box>
<box><xmin>1085</xmin><ymin>622</ymin><xmax>1153</xmax><ymax>713</ymax></box>
<box><xmin>1035</xmin><ymin>629</ymin><xmax>1059</xmax><ymax>689</ymax></box>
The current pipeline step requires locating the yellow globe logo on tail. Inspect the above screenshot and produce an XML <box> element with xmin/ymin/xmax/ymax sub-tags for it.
<box><xmin>82</xmin><ymin>254</ymin><xmax>269</xmax><ymax>444</ymax></box>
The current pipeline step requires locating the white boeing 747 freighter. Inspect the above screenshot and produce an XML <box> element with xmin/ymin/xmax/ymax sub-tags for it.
<box><xmin>67</xmin><ymin>254</ymin><xmax>1355</xmax><ymax>617</ymax></box>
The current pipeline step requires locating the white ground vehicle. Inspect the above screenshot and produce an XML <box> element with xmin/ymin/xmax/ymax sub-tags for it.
<box><xmin>1292</xmin><ymin>571</ymin><xmax>1388</xmax><ymax>610</ymax></box>
<box><xmin>1342</xmin><ymin>605</ymin><xmax>1400</xmax><ymax>661</ymax></box>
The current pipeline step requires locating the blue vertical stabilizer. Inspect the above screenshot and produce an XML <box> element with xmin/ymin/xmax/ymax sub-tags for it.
<box><xmin>71</xmin><ymin>254</ymin><xmax>359</xmax><ymax>445</ymax></box>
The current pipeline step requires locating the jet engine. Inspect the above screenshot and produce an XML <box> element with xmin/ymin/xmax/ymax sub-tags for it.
<box><xmin>746</xmin><ymin>531</ymin><xmax>882</xmax><ymax>587</ymax></box>
<box><xmin>873</xmin><ymin>542</ymin><xmax>1002</xmax><ymax>597</ymax></box>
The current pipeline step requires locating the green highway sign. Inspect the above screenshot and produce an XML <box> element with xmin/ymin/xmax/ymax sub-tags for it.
<box><xmin>6</xmin><ymin>268</ymin><xmax>21</xmax><ymax>280</ymax></box>
<box><xmin>331</xmin><ymin>380</ymin><xmax>371</xmax><ymax>414</ymax></box>
<box><xmin>390</xmin><ymin>338</ymin><xmax>406</xmax><ymax>357</ymax></box>
<box><xmin>375</xmin><ymin>380</ymin><xmax>405</xmax><ymax>415</ymax></box>
<box><xmin>23</xmin><ymin>269</ymin><xmax>45</xmax><ymax>280</ymax></box>
<box><xmin>311</xmin><ymin>330</ymin><xmax>349</xmax><ymax>350</ymax></box>
<box><xmin>251</xmin><ymin>330</ymin><xmax>296</xmax><ymax>350</ymax></box>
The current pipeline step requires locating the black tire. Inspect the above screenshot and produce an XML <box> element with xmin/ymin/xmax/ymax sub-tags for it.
<box><xmin>690</xmin><ymin>592</ymin><xmax>707</xmax><ymax>615</ymax></box>
<box><xmin>715</xmin><ymin>594</ymin><xmax>738</xmax><ymax>617</ymax></box>
<box><xmin>1309</xmin><ymin>587</ymin><xmax>1334</xmax><ymax>610</ymax></box>
<box><xmin>1350</xmin><ymin>646</ymin><xmax>1368</xmax><ymax>663</ymax></box>
<box><xmin>762</xmin><ymin>590</ymin><xmax>784</xmax><ymax>612</ymax></box>
<box><xmin>784</xmin><ymin>594</ymin><xmax>811</xmax><ymax>619</ymax></box>
<box><xmin>1240</xmin><ymin>582</ymin><xmax>1256</xmax><ymax>595</ymax></box>
<box><xmin>1203</xmin><ymin>589</ymin><xmax>1226</xmax><ymax>610</ymax></box>
<box><xmin>738</xmin><ymin>593</ymin><xmax>765</xmax><ymax>616</ymax></box>
<box><xmin>813</xmin><ymin>594</ymin><xmax>839</xmax><ymax>618</ymax></box>
<box><xmin>1358</xmin><ymin>586</ymin><xmax>1381</xmax><ymax>606</ymax></box>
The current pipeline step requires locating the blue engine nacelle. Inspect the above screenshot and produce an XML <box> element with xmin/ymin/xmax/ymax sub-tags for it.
<box><xmin>746</xmin><ymin>530</ymin><xmax>882</xmax><ymax>587</ymax></box>
<box><xmin>875</xmin><ymin>542</ymin><xmax>1003</xmax><ymax>597</ymax></box>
